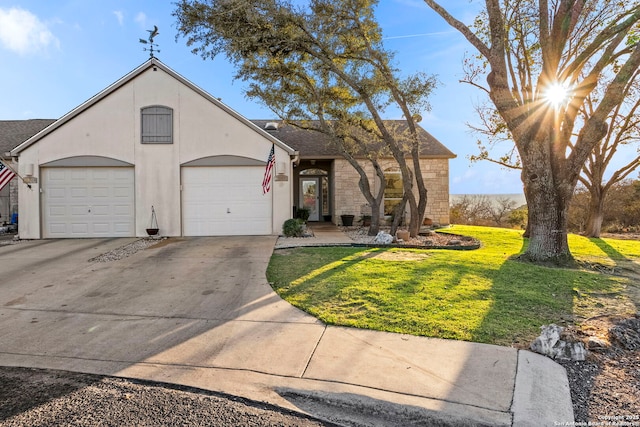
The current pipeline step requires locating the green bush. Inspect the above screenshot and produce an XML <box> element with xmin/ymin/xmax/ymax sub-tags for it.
<box><xmin>283</xmin><ymin>218</ymin><xmax>304</xmax><ymax>237</ymax></box>
<box><xmin>296</xmin><ymin>208</ymin><xmax>310</xmax><ymax>222</ymax></box>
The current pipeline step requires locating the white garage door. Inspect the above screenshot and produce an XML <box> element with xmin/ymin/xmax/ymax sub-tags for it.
<box><xmin>182</xmin><ymin>166</ymin><xmax>272</xmax><ymax>236</ymax></box>
<box><xmin>42</xmin><ymin>167</ymin><xmax>135</xmax><ymax>238</ymax></box>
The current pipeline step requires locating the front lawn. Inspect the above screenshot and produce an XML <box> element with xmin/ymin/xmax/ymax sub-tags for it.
<box><xmin>267</xmin><ymin>225</ymin><xmax>639</xmax><ymax>346</ymax></box>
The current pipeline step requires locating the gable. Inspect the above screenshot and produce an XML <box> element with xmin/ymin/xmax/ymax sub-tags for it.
<box><xmin>11</xmin><ymin>59</ymin><xmax>295</xmax><ymax>159</ymax></box>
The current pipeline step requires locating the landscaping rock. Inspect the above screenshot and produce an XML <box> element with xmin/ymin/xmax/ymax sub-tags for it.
<box><xmin>586</xmin><ymin>336</ymin><xmax>609</xmax><ymax>350</ymax></box>
<box><xmin>301</xmin><ymin>224</ymin><xmax>315</xmax><ymax>238</ymax></box>
<box><xmin>373</xmin><ymin>231</ymin><xmax>394</xmax><ymax>245</ymax></box>
<box><xmin>447</xmin><ymin>239</ymin><xmax>462</xmax><ymax>246</ymax></box>
<box><xmin>609</xmin><ymin>316</ymin><xmax>640</xmax><ymax>351</ymax></box>
<box><xmin>530</xmin><ymin>324</ymin><xmax>587</xmax><ymax>361</ymax></box>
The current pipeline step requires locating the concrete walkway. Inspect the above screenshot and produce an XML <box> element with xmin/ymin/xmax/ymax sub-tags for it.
<box><xmin>0</xmin><ymin>235</ymin><xmax>574</xmax><ymax>426</ymax></box>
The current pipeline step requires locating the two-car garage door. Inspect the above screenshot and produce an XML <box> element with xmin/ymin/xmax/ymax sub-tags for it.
<box><xmin>42</xmin><ymin>167</ymin><xmax>135</xmax><ymax>238</ymax></box>
<box><xmin>41</xmin><ymin>166</ymin><xmax>272</xmax><ymax>237</ymax></box>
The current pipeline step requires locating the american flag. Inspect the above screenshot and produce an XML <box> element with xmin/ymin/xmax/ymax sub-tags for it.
<box><xmin>262</xmin><ymin>144</ymin><xmax>275</xmax><ymax>194</ymax></box>
<box><xmin>0</xmin><ymin>161</ymin><xmax>16</xmax><ymax>191</ymax></box>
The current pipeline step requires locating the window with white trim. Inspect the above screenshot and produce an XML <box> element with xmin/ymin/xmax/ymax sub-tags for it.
<box><xmin>384</xmin><ymin>168</ymin><xmax>403</xmax><ymax>215</ymax></box>
<box><xmin>141</xmin><ymin>106</ymin><xmax>173</xmax><ymax>143</ymax></box>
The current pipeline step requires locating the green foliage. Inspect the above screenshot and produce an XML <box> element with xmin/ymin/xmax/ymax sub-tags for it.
<box><xmin>507</xmin><ymin>206</ymin><xmax>528</xmax><ymax>229</ymax></box>
<box><xmin>174</xmin><ymin>0</ymin><xmax>438</xmax><ymax>237</ymax></box>
<box><xmin>296</xmin><ymin>208</ymin><xmax>310</xmax><ymax>222</ymax></box>
<box><xmin>268</xmin><ymin>225</ymin><xmax>638</xmax><ymax>345</ymax></box>
<box><xmin>282</xmin><ymin>218</ymin><xmax>304</xmax><ymax>237</ymax></box>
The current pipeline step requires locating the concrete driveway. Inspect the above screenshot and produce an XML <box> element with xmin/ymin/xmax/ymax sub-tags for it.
<box><xmin>0</xmin><ymin>237</ymin><xmax>321</xmax><ymax>374</ymax></box>
<box><xmin>0</xmin><ymin>237</ymin><xmax>573</xmax><ymax>426</ymax></box>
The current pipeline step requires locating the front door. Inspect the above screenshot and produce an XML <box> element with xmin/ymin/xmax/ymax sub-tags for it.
<box><xmin>300</xmin><ymin>177</ymin><xmax>320</xmax><ymax>221</ymax></box>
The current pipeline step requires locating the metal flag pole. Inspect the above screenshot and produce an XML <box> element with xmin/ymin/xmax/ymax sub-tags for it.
<box><xmin>0</xmin><ymin>159</ymin><xmax>32</xmax><ymax>189</ymax></box>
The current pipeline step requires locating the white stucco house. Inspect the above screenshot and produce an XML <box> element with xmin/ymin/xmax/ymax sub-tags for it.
<box><xmin>10</xmin><ymin>58</ymin><xmax>456</xmax><ymax>239</ymax></box>
<box><xmin>11</xmin><ymin>58</ymin><xmax>296</xmax><ymax>239</ymax></box>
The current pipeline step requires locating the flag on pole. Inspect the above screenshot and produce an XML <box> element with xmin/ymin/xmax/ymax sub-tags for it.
<box><xmin>262</xmin><ymin>144</ymin><xmax>275</xmax><ymax>194</ymax></box>
<box><xmin>0</xmin><ymin>160</ymin><xmax>16</xmax><ymax>191</ymax></box>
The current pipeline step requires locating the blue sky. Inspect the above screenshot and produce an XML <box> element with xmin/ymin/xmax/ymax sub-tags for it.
<box><xmin>0</xmin><ymin>0</ymin><xmax>528</xmax><ymax>194</ymax></box>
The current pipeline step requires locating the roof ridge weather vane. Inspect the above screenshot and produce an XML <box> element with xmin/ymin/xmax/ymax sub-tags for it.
<box><xmin>139</xmin><ymin>25</ymin><xmax>160</xmax><ymax>58</ymax></box>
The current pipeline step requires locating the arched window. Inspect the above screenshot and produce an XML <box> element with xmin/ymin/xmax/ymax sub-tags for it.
<box><xmin>141</xmin><ymin>106</ymin><xmax>173</xmax><ymax>143</ymax></box>
<box><xmin>299</xmin><ymin>168</ymin><xmax>328</xmax><ymax>176</ymax></box>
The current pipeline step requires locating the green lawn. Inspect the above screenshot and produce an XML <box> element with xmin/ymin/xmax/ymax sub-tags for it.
<box><xmin>267</xmin><ymin>225</ymin><xmax>639</xmax><ymax>346</ymax></box>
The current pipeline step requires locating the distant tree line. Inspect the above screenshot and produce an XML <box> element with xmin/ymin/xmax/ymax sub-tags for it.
<box><xmin>451</xmin><ymin>179</ymin><xmax>640</xmax><ymax>234</ymax></box>
<box><xmin>569</xmin><ymin>179</ymin><xmax>640</xmax><ymax>234</ymax></box>
<box><xmin>450</xmin><ymin>195</ymin><xmax>527</xmax><ymax>229</ymax></box>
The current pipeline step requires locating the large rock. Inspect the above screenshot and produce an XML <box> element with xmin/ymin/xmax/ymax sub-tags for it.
<box><xmin>373</xmin><ymin>231</ymin><xmax>394</xmax><ymax>245</ymax></box>
<box><xmin>530</xmin><ymin>324</ymin><xmax>587</xmax><ymax>361</ymax></box>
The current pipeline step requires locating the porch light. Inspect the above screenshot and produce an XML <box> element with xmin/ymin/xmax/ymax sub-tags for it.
<box><xmin>277</xmin><ymin>161</ymin><xmax>287</xmax><ymax>175</ymax></box>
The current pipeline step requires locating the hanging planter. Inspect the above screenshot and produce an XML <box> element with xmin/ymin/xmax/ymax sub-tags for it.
<box><xmin>146</xmin><ymin>206</ymin><xmax>159</xmax><ymax>236</ymax></box>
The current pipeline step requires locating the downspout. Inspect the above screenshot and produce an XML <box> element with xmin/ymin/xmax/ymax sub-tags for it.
<box><xmin>291</xmin><ymin>151</ymin><xmax>300</xmax><ymax>166</ymax></box>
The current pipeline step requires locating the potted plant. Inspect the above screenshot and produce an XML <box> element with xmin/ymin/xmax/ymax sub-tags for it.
<box><xmin>146</xmin><ymin>206</ymin><xmax>159</xmax><ymax>236</ymax></box>
<box><xmin>340</xmin><ymin>214</ymin><xmax>355</xmax><ymax>226</ymax></box>
<box><xmin>296</xmin><ymin>208</ymin><xmax>310</xmax><ymax>222</ymax></box>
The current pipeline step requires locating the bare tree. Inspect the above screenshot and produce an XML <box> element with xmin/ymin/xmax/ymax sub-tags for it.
<box><xmin>579</xmin><ymin>69</ymin><xmax>640</xmax><ymax>237</ymax></box>
<box><xmin>424</xmin><ymin>0</ymin><xmax>640</xmax><ymax>264</ymax></box>
<box><xmin>488</xmin><ymin>196</ymin><xmax>518</xmax><ymax>226</ymax></box>
<box><xmin>450</xmin><ymin>195</ymin><xmax>491</xmax><ymax>225</ymax></box>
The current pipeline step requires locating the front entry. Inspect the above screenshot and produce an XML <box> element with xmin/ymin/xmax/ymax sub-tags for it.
<box><xmin>299</xmin><ymin>177</ymin><xmax>320</xmax><ymax>221</ymax></box>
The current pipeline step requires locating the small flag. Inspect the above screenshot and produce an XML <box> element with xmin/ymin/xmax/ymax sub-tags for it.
<box><xmin>0</xmin><ymin>160</ymin><xmax>16</xmax><ymax>191</ymax></box>
<box><xmin>262</xmin><ymin>144</ymin><xmax>275</xmax><ymax>194</ymax></box>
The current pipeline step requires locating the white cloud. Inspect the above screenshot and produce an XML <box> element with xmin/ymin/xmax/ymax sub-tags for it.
<box><xmin>452</xmin><ymin>168</ymin><xmax>477</xmax><ymax>185</ymax></box>
<box><xmin>135</xmin><ymin>12</ymin><xmax>147</xmax><ymax>27</ymax></box>
<box><xmin>113</xmin><ymin>10</ymin><xmax>124</xmax><ymax>26</ymax></box>
<box><xmin>0</xmin><ymin>7</ymin><xmax>59</xmax><ymax>55</ymax></box>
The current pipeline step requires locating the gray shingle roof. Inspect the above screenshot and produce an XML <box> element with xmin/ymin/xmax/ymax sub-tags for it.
<box><xmin>250</xmin><ymin>120</ymin><xmax>456</xmax><ymax>159</ymax></box>
<box><xmin>3</xmin><ymin>117</ymin><xmax>455</xmax><ymax>160</ymax></box>
<box><xmin>0</xmin><ymin>119</ymin><xmax>55</xmax><ymax>157</ymax></box>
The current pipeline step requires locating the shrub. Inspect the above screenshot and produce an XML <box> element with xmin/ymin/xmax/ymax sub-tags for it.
<box><xmin>296</xmin><ymin>208</ymin><xmax>310</xmax><ymax>222</ymax></box>
<box><xmin>283</xmin><ymin>218</ymin><xmax>304</xmax><ymax>237</ymax></box>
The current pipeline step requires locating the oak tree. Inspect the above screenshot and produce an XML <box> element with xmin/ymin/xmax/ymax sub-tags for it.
<box><xmin>425</xmin><ymin>0</ymin><xmax>640</xmax><ymax>263</ymax></box>
<box><xmin>174</xmin><ymin>0</ymin><xmax>437</xmax><ymax>236</ymax></box>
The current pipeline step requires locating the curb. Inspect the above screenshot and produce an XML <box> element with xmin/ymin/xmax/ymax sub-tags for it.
<box><xmin>511</xmin><ymin>350</ymin><xmax>574</xmax><ymax>426</ymax></box>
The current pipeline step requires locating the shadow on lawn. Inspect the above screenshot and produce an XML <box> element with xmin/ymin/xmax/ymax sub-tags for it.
<box><xmin>469</xmin><ymin>235</ymin><xmax>637</xmax><ymax>346</ymax></box>
<box><xmin>586</xmin><ymin>238</ymin><xmax>640</xmax><ymax>276</ymax></box>
<box><xmin>272</xmin><ymin>233</ymin><xmax>636</xmax><ymax>347</ymax></box>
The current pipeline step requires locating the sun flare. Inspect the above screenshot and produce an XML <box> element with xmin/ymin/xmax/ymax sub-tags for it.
<box><xmin>543</xmin><ymin>82</ymin><xmax>572</xmax><ymax>108</ymax></box>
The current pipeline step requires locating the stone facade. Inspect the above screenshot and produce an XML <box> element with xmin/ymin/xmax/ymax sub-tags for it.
<box><xmin>333</xmin><ymin>157</ymin><xmax>451</xmax><ymax>226</ymax></box>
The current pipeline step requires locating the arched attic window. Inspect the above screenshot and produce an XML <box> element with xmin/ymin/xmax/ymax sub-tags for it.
<box><xmin>141</xmin><ymin>106</ymin><xmax>173</xmax><ymax>143</ymax></box>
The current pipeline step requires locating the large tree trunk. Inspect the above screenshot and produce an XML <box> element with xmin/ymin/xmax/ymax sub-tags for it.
<box><xmin>366</xmin><ymin>160</ymin><xmax>387</xmax><ymax>236</ymax></box>
<box><xmin>583</xmin><ymin>186</ymin><xmax>606</xmax><ymax>238</ymax></box>
<box><xmin>521</xmin><ymin>162</ymin><xmax>574</xmax><ymax>264</ymax></box>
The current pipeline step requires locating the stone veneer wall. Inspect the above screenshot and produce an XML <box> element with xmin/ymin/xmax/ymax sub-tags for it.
<box><xmin>333</xmin><ymin>157</ymin><xmax>451</xmax><ymax>225</ymax></box>
<box><xmin>9</xmin><ymin>178</ymin><xmax>18</xmax><ymax>220</ymax></box>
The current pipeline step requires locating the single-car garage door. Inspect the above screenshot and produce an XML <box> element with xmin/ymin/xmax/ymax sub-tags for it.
<box><xmin>182</xmin><ymin>166</ymin><xmax>271</xmax><ymax>236</ymax></box>
<box><xmin>42</xmin><ymin>167</ymin><xmax>135</xmax><ymax>238</ymax></box>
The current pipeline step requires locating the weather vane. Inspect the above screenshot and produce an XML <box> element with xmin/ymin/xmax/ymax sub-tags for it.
<box><xmin>139</xmin><ymin>25</ymin><xmax>160</xmax><ymax>58</ymax></box>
